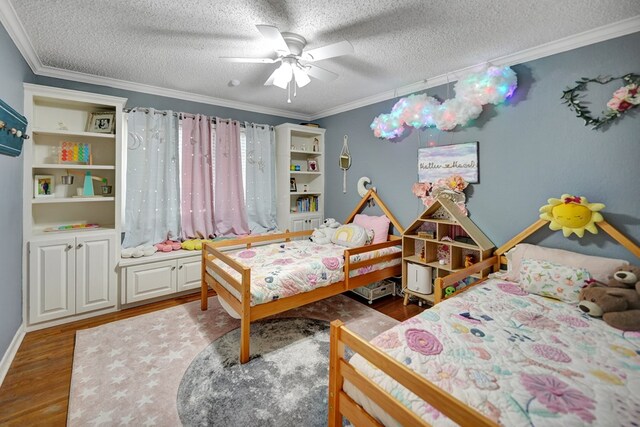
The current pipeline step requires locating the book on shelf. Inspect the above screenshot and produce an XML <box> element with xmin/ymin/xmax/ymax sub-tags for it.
<box><xmin>296</xmin><ymin>195</ymin><xmax>319</xmax><ymax>213</ymax></box>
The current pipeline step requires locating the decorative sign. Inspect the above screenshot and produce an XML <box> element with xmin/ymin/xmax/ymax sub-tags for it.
<box><xmin>418</xmin><ymin>142</ymin><xmax>478</xmax><ymax>183</ymax></box>
<box><xmin>0</xmin><ymin>99</ymin><xmax>29</xmax><ymax>157</ymax></box>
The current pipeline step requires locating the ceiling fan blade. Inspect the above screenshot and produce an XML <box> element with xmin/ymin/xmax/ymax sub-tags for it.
<box><xmin>219</xmin><ymin>57</ymin><xmax>276</xmax><ymax>63</ymax></box>
<box><xmin>305</xmin><ymin>64</ymin><xmax>338</xmax><ymax>82</ymax></box>
<box><xmin>256</xmin><ymin>24</ymin><xmax>290</xmax><ymax>54</ymax></box>
<box><xmin>302</xmin><ymin>40</ymin><xmax>353</xmax><ymax>62</ymax></box>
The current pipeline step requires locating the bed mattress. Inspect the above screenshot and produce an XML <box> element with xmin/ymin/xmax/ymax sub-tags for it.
<box><xmin>346</xmin><ymin>278</ymin><xmax>640</xmax><ymax>426</ymax></box>
<box><xmin>207</xmin><ymin>240</ymin><xmax>401</xmax><ymax>309</ymax></box>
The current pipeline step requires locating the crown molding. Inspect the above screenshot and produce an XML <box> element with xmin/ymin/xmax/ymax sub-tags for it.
<box><xmin>2</xmin><ymin>1</ymin><xmax>638</xmax><ymax>121</ymax></box>
<box><xmin>0</xmin><ymin>0</ymin><xmax>42</xmax><ymax>70</ymax></box>
<box><xmin>309</xmin><ymin>16</ymin><xmax>640</xmax><ymax>120</ymax></box>
<box><xmin>33</xmin><ymin>65</ymin><xmax>312</xmax><ymax>121</ymax></box>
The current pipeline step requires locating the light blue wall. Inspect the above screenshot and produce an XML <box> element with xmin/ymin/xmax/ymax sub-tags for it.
<box><xmin>318</xmin><ymin>32</ymin><xmax>640</xmax><ymax>263</ymax></box>
<box><xmin>0</xmin><ymin>23</ymin><xmax>31</xmax><ymax>357</ymax></box>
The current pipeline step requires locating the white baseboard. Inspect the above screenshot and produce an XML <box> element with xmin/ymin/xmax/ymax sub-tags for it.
<box><xmin>0</xmin><ymin>323</ymin><xmax>26</xmax><ymax>387</ymax></box>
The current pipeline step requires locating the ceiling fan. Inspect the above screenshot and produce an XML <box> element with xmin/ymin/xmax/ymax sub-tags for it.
<box><xmin>220</xmin><ymin>25</ymin><xmax>354</xmax><ymax>102</ymax></box>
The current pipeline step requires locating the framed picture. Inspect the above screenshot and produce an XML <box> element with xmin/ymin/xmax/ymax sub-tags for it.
<box><xmin>307</xmin><ymin>160</ymin><xmax>318</xmax><ymax>172</ymax></box>
<box><xmin>86</xmin><ymin>112</ymin><xmax>115</xmax><ymax>134</ymax></box>
<box><xmin>418</xmin><ymin>141</ymin><xmax>479</xmax><ymax>183</ymax></box>
<box><xmin>34</xmin><ymin>175</ymin><xmax>54</xmax><ymax>198</ymax></box>
<box><xmin>290</xmin><ymin>177</ymin><xmax>297</xmax><ymax>192</ymax></box>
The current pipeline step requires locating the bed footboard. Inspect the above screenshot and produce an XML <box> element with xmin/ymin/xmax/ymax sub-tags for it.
<box><xmin>329</xmin><ymin>320</ymin><xmax>497</xmax><ymax>427</ymax></box>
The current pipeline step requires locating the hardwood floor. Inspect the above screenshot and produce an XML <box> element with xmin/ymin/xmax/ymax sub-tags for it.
<box><xmin>0</xmin><ymin>290</ymin><xmax>424</xmax><ymax>426</ymax></box>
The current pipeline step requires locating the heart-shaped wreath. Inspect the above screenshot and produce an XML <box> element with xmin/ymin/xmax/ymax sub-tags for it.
<box><xmin>561</xmin><ymin>73</ymin><xmax>640</xmax><ymax>130</ymax></box>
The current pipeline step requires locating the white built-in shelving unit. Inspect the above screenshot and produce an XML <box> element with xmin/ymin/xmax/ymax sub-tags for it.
<box><xmin>275</xmin><ymin>123</ymin><xmax>325</xmax><ymax>232</ymax></box>
<box><xmin>22</xmin><ymin>84</ymin><xmax>126</xmax><ymax>328</ymax></box>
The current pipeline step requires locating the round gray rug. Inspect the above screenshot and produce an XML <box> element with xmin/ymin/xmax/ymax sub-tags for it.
<box><xmin>177</xmin><ymin>317</ymin><xmax>331</xmax><ymax>426</ymax></box>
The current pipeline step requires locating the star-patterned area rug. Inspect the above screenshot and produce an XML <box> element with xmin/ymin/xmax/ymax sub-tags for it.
<box><xmin>67</xmin><ymin>294</ymin><xmax>398</xmax><ymax>426</ymax></box>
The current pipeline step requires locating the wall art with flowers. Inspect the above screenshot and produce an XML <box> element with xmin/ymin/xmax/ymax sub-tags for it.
<box><xmin>561</xmin><ymin>73</ymin><xmax>640</xmax><ymax>130</ymax></box>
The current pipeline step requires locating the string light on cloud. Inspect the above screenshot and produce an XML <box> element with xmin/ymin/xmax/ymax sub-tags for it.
<box><xmin>371</xmin><ymin>65</ymin><xmax>517</xmax><ymax>139</ymax></box>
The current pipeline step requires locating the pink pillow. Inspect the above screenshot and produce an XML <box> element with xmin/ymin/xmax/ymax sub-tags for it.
<box><xmin>354</xmin><ymin>214</ymin><xmax>390</xmax><ymax>244</ymax></box>
<box><xmin>504</xmin><ymin>243</ymin><xmax>627</xmax><ymax>283</ymax></box>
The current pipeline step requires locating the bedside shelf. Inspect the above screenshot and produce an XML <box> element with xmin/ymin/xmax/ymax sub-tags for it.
<box><xmin>402</xmin><ymin>198</ymin><xmax>495</xmax><ymax>306</ymax></box>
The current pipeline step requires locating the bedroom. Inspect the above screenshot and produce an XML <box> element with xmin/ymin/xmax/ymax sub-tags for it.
<box><xmin>0</xmin><ymin>0</ymin><xmax>639</xmax><ymax>425</ymax></box>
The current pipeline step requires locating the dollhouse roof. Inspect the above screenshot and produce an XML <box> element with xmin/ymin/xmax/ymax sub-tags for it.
<box><xmin>406</xmin><ymin>196</ymin><xmax>494</xmax><ymax>251</ymax></box>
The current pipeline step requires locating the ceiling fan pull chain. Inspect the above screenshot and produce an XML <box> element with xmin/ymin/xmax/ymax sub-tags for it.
<box><xmin>287</xmin><ymin>81</ymin><xmax>291</xmax><ymax>103</ymax></box>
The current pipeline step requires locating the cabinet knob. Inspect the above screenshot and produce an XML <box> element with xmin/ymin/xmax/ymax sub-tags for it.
<box><xmin>171</xmin><ymin>266</ymin><xmax>176</xmax><ymax>271</ymax></box>
<box><xmin>77</xmin><ymin>243</ymin><xmax>84</xmax><ymax>249</ymax></box>
<box><xmin>179</xmin><ymin>265</ymin><xmax>183</xmax><ymax>269</ymax></box>
<box><xmin>67</xmin><ymin>244</ymin><xmax>73</xmax><ymax>250</ymax></box>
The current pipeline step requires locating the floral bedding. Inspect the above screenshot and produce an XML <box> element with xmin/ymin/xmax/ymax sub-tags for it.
<box><xmin>207</xmin><ymin>240</ymin><xmax>400</xmax><ymax>306</ymax></box>
<box><xmin>346</xmin><ymin>278</ymin><xmax>640</xmax><ymax>426</ymax></box>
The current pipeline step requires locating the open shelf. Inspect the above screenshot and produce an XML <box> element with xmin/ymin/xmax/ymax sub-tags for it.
<box><xmin>32</xmin><ymin>197</ymin><xmax>115</xmax><ymax>204</ymax></box>
<box><xmin>290</xmin><ymin>150</ymin><xmax>322</xmax><ymax>156</ymax></box>
<box><xmin>290</xmin><ymin>171</ymin><xmax>321</xmax><ymax>175</ymax></box>
<box><xmin>33</xmin><ymin>163</ymin><xmax>115</xmax><ymax>170</ymax></box>
<box><xmin>32</xmin><ymin>128</ymin><xmax>116</xmax><ymax>139</ymax></box>
<box><xmin>290</xmin><ymin>191</ymin><xmax>322</xmax><ymax>196</ymax></box>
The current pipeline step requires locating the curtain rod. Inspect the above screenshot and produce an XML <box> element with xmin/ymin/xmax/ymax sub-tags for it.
<box><xmin>122</xmin><ymin>108</ymin><xmax>273</xmax><ymax>130</ymax></box>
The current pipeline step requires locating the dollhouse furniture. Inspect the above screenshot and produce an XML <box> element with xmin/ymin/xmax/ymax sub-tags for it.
<box><xmin>328</xmin><ymin>217</ymin><xmax>640</xmax><ymax>427</ymax></box>
<box><xmin>401</xmin><ymin>197</ymin><xmax>494</xmax><ymax>306</ymax></box>
<box><xmin>201</xmin><ymin>189</ymin><xmax>404</xmax><ymax>364</ymax></box>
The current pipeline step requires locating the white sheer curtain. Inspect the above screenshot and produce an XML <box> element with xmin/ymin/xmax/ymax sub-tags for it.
<box><xmin>244</xmin><ymin>122</ymin><xmax>277</xmax><ymax>233</ymax></box>
<box><xmin>123</xmin><ymin>109</ymin><xmax>180</xmax><ymax>248</ymax></box>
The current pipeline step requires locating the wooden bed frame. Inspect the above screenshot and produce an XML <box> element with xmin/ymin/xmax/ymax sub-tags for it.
<box><xmin>201</xmin><ymin>189</ymin><xmax>405</xmax><ymax>364</ymax></box>
<box><xmin>329</xmin><ymin>218</ymin><xmax>640</xmax><ymax>426</ymax></box>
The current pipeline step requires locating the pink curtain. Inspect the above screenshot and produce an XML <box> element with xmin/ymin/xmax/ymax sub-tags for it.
<box><xmin>181</xmin><ymin>115</ymin><xmax>215</xmax><ymax>239</ymax></box>
<box><xmin>214</xmin><ymin>118</ymin><xmax>249</xmax><ymax>236</ymax></box>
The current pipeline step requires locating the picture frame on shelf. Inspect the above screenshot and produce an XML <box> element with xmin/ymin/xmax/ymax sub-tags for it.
<box><xmin>290</xmin><ymin>177</ymin><xmax>297</xmax><ymax>192</ymax></box>
<box><xmin>307</xmin><ymin>159</ymin><xmax>318</xmax><ymax>172</ymax></box>
<box><xmin>34</xmin><ymin>175</ymin><xmax>54</xmax><ymax>198</ymax></box>
<box><xmin>86</xmin><ymin>112</ymin><xmax>115</xmax><ymax>134</ymax></box>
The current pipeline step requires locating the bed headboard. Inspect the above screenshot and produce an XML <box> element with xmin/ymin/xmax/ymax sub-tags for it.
<box><xmin>343</xmin><ymin>189</ymin><xmax>405</xmax><ymax>235</ymax></box>
<box><xmin>495</xmin><ymin>218</ymin><xmax>640</xmax><ymax>260</ymax></box>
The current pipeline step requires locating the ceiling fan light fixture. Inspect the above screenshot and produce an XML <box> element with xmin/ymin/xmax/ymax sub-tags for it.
<box><xmin>272</xmin><ymin>62</ymin><xmax>293</xmax><ymax>89</ymax></box>
<box><xmin>293</xmin><ymin>64</ymin><xmax>310</xmax><ymax>88</ymax></box>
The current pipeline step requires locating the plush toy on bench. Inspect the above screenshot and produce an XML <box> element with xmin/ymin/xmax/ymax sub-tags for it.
<box><xmin>310</xmin><ymin>218</ymin><xmax>340</xmax><ymax>245</ymax></box>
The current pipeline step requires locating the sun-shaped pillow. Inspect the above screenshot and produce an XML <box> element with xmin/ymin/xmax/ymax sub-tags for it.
<box><xmin>539</xmin><ymin>194</ymin><xmax>605</xmax><ymax>238</ymax></box>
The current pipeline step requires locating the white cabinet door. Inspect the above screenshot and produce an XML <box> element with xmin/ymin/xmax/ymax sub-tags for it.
<box><xmin>308</xmin><ymin>216</ymin><xmax>322</xmax><ymax>230</ymax></box>
<box><xmin>177</xmin><ymin>257</ymin><xmax>202</xmax><ymax>292</ymax></box>
<box><xmin>291</xmin><ymin>218</ymin><xmax>306</xmax><ymax>232</ymax></box>
<box><xmin>29</xmin><ymin>238</ymin><xmax>76</xmax><ymax>323</ymax></box>
<box><xmin>76</xmin><ymin>233</ymin><xmax>116</xmax><ymax>313</ymax></box>
<box><xmin>125</xmin><ymin>260</ymin><xmax>177</xmax><ymax>303</ymax></box>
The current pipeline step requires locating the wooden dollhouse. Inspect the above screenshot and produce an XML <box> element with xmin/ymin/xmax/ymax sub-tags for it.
<box><xmin>402</xmin><ymin>197</ymin><xmax>494</xmax><ymax>306</ymax></box>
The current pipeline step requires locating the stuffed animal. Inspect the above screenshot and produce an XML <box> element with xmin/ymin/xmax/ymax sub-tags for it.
<box><xmin>309</xmin><ymin>228</ymin><xmax>332</xmax><ymax>245</ymax></box>
<box><xmin>323</xmin><ymin>218</ymin><xmax>340</xmax><ymax>229</ymax></box>
<box><xmin>606</xmin><ymin>265</ymin><xmax>640</xmax><ymax>291</ymax></box>
<box><xmin>578</xmin><ymin>284</ymin><xmax>640</xmax><ymax>331</ymax></box>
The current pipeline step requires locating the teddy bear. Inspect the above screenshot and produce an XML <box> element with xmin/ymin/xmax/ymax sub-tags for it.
<box><xmin>309</xmin><ymin>218</ymin><xmax>341</xmax><ymax>245</ymax></box>
<box><xmin>309</xmin><ymin>228</ymin><xmax>332</xmax><ymax>245</ymax></box>
<box><xmin>323</xmin><ymin>218</ymin><xmax>340</xmax><ymax>229</ymax></box>
<box><xmin>578</xmin><ymin>284</ymin><xmax>640</xmax><ymax>331</ymax></box>
<box><xmin>606</xmin><ymin>265</ymin><xmax>640</xmax><ymax>292</ymax></box>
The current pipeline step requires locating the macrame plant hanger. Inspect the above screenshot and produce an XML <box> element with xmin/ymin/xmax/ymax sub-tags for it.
<box><xmin>340</xmin><ymin>135</ymin><xmax>352</xmax><ymax>193</ymax></box>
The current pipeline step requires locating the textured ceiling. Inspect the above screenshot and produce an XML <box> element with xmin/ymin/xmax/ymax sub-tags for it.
<box><xmin>9</xmin><ymin>0</ymin><xmax>640</xmax><ymax>116</ymax></box>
